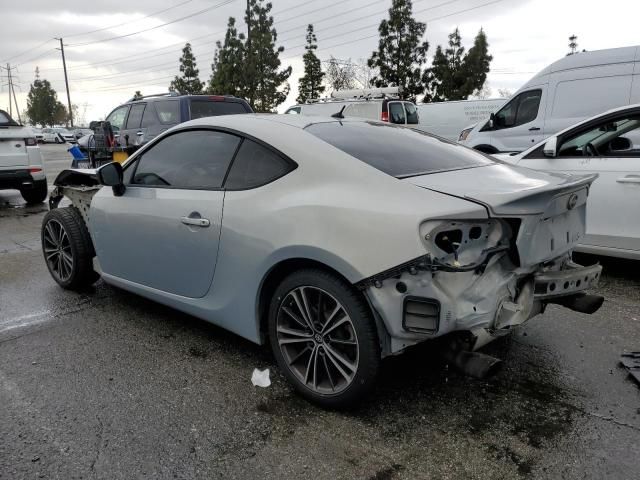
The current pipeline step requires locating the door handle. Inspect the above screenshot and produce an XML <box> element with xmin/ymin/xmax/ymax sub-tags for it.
<box><xmin>181</xmin><ymin>216</ymin><xmax>210</xmax><ymax>227</ymax></box>
<box><xmin>528</xmin><ymin>127</ymin><xmax>541</xmax><ymax>131</ymax></box>
<box><xmin>616</xmin><ymin>175</ymin><xmax>640</xmax><ymax>184</ymax></box>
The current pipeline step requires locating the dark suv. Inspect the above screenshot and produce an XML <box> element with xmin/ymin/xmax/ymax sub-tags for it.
<box><xmin>104</xmin><ymin>94</ymin><xmax>253</xmax><ymax>149</ymax></box>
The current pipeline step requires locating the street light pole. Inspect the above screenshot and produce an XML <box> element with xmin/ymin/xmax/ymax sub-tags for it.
<box><xmin>56</xmin><ymin>37</ymin><xmax>73</xmax><ymax>127</ymax></box>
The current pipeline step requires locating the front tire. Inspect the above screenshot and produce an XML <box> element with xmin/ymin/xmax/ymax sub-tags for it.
<box><xmin>268</xmin><ymin>269</ymin><xmax>380</xmax><ymax>408</ymax></box>
<box><xmin>21</xmin><ymin>180</ymin><xmax>48</xmax><ymax>204</ymax></box>
<box><xmin>41</xmin><ymin>207</ymin><xmax>99</xmax><ymax>290</ymax></box>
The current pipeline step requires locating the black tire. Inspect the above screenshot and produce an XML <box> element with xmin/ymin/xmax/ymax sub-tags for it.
<box><xmin>20</xmin><ymin>180</ymin><xmax>48</xmax><ymax>204</ymax></box>
<box><xmin>268</xmin><ymin>269</ymin><xmax>380</xmax><ymax>408</ymax></box>
<box><xmin>54</xmin><ymin>136</ymin><xmax>60</xmax><ymax>144</ymax></box>
<box><xmin>41</xmin><ymin>207</ymin><xmax>100</xmax><ymax>290</ymax></box>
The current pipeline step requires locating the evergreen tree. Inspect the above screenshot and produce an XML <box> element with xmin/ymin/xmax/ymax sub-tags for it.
<box><xmin>26</xmin><ymin>79</ymin><xmax>65</xmax><ymax>127</ymax></box>
<box><xmin>425</xmin><ymin>28</ymin><xmax>492</xmax><ymax>102</ymax></box>
<box><xmin>209</xmin><ymin>17</ymin><xmax>246</xmax><ymax>96</ymax></box>
<box><xmin>296</xmin><ymin>24</ymin><xmax>325</xmax><ymax>104</ymax></box>
<box><xmin>243</xmin><ymin>0</ymin><xmax>291</xmax><ymax>112</ymax></box>
<box><xmin>367</xmin><ymin>0</ymin><xmax>429</xmax><ymax>101</ymax></box>
<box><xmin>170</xmin><ymin>43</ymin><xmax>204</xmax><ymax>94</ymax></box>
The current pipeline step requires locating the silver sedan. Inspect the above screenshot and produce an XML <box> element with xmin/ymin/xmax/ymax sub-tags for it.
<box><xmin>42</xmin><ymin>114</ymin><xmax>603</xmax><ymax>407</ymax></box>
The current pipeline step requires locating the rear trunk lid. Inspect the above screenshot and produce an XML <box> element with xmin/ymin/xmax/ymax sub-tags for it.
<box><xmin>403</xmin><ymin>164</ymin><xmax>597</xmax><ymax>216</ymax></box>
<box><xmin>404</xmin><ymin>164</ymin><xmax>598</xmax><ymax>265</ymax></box>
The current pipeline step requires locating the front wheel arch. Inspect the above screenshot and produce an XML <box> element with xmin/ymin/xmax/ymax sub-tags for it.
<box><xmin>473</xmin><ymin>144</ymin><xmax>498</xmax><ymax>154</ymax></box>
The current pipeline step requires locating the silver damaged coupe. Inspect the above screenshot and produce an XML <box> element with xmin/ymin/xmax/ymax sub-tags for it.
<box><xmin>42</xmin><ymin>114</ymin><xmax>604</xmax><ymax>407</ymax></box>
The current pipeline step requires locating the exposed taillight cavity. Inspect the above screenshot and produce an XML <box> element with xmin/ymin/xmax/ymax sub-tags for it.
<box><xmin>25</xmin><ymin>137</ymin><xmax>37</xmax><ymax>146</ymax></box>
<box><xmin>29</xmin><ymin>167</ymin><xmax>42</xmax><ymax>173</ymax></box>
<box><xmin>381</xmin><ymin>110</ymin><xmax>389</xmax><ymax>122</ymax></box>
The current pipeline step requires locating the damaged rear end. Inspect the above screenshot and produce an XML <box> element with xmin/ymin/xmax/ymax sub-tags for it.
<box><xmin>360</xmin><ymin>163</ymin><xmax>603</xmax><ymax>355</ymax></box>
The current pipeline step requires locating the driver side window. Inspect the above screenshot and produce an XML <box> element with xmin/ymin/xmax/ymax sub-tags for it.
<box><xmin>492</xmin><ymin>89</ymin><xmax>542</xmax><ymax>130</ymax></box>
<box><xmin>558</xmin><ymin>116</ymin><xmax>640</xmax><ymax>157</ymax></box>
<box><xmin>128</xmin><ymin>130</ymin><xmax>240</xmax><ymax>189</ymax></box>
<box><xmin>106</xmin><ymin>106</ymin><xmax>130</xmax><ymax>132</ymax></box>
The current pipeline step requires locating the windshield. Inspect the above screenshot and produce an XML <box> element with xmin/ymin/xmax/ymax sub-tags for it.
<box><xmin>54</xmin><ymin>128</ymin><xmax>71</xmax><ymax>134</ymax></box>
<box><xmin>305</xmin><ymin>121</ymin><xmax>494</xmax><ymax>178</ymax></box>
<box><xmin>0</xmin><ymin>110</ymin><xmax>19</xmax><ymax>126</ymax></box>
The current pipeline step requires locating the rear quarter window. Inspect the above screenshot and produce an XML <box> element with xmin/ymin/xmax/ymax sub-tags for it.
<box><xmin>305</xmin><ymin>121</ymin><xmax>494</xmax><ymax>178</ymax></box>
<box><xmin>154</xmin><ymin>100</ymin><xmax>180</xmax><ymax>124</ymax></box>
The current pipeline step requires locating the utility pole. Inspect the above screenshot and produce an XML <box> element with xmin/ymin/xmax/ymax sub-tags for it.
<box><xmin>56</xmin><ymin>37</ymin><xmax>73</xmax><ymax>127</ymax></box>
<box><xmin>9</xmin><ymin>72</ymin><xmax>21</xmax><ymax>124</ymax></box>
<box><xmin>6</xmin><ymin>63</ymin><xmax>12</xmax><ymax>116</ymax></box>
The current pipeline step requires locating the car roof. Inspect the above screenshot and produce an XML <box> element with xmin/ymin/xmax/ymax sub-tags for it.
<box><xmin>178</xmin><ymin>113</ymin><xmax>375</xmax><ymax>130</ymax></box>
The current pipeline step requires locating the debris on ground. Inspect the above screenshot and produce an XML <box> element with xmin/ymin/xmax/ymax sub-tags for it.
<box><xmin>620</xmin><ymin>352</ymin><xmax>640</xmax><ymax>385</ymax></box>
<box><xmin>251</xmin><ymin>368</ymin><xmax>271</xmax><ymax>388</ymax></box>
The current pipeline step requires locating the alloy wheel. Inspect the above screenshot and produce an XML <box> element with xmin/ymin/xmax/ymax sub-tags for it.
<box><xmin>43</xmin><ymin>219</ymin><xmax>74</xmax><ymax>282</ymax></box>
<box><xmin>276</xmin><ymin>286</ymin><xmax>359</xmax><ymax>395</ymax></box>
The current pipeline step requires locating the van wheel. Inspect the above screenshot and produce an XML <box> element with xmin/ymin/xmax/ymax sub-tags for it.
<box><xmin>41</xmin><ymin>207</ymin><xmax>99</xmax><ymax>290</ymax></box>
<box><xmin>474</xmin><ymin>145</ymin><xmax>498</xmax><ymax>154</ymax></box>
<box><xmin>21</xmin><ymin>180</ymin><xmax>48</xmax><ymax>204</ymax></box>
<box><xmin>268</xmin><ymin>269</ymin><xmax>380</xmax><ymax>408</ymax></box>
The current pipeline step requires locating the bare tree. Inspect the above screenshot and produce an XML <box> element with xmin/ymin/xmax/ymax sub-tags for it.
<box><xmin>497</xmin><ymin>87</ymin><xmax>512</xmax><ymax>98</ymax></box>
<box><xmin>323</xmin><ymin>56</ymin><xmax>357</xmax><ymax>92</ymax></box>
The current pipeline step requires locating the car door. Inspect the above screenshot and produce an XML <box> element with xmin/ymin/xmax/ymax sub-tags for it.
<box><xmin>485</xmin><ymin>88</ymin><xmax>546</xmax><ymax>152</ymax></box>
<box><xmin>89</xmin><ymin>129</ymin><xmax>241</xmax><ymax>298</ymax></box>
<box><xmin>520</xmin><ymin>113</ymin><xmax>640</xmax><ymax>254</ymax></box>
<box><xmin>105</xmin><ymin>105</ymin><xmax>130</xmax><ymax>147</ymax></box>
<box><xmin>120</xmin><ymin>103</ymin><xmax>146</xmax><ymax>148</ymax></box>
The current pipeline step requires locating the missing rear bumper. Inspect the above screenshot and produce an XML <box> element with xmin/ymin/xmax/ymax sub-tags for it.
<box><xmin>534</xmin><ymin>262</ymin><xmax>602</xmax><ymax>299</ymax></box>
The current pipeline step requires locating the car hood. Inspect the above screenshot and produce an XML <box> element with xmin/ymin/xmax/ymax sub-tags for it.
<box><xmin>403</xmin><ymin>164</ymin><xmax>598</xmax><ymax>216</ymax></box>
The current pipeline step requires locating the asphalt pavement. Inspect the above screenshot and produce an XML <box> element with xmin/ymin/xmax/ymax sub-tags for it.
<box><xmin>1</xmin><ymin>144</ymin><xmax>639</xmax><ymax>479</ymax></box>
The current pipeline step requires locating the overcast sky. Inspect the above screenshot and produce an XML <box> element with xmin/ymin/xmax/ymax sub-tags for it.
<box><xmin>1</xmin><ymin>0</ymin><xmax>638</xmax><ymax>124</ymax></box>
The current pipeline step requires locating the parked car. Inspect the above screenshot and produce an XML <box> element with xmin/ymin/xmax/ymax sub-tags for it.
<box><xmin>285</xmin><ymin>87</ymin><xmax>419</xmax><ymax>126</ymax></box>
<box><xmin>73</xmin><ymin>128</ymin><xmax>93</xmax><ymax>140</ymax></box>
<box><xmin>31</xmin><ymin>127</ymin><xmax>44</xmax><ymax>143</ymax></box>
<box><xmin>104</xmin><ymin>93</ymin><xmax>253</xmax><ymax>149</ymax></box>
<box><xmin>459</xmin><ymin>45</ymin><xmax>640</xmax><ymax>153</ymax></box>
<box><xmin>0</xmin><ymin>110</ymin><xmax>48</xmax><ymax>203</ymax></box>
<box><xmin>496</xmin><ymin>104</ymin><xmax>640</xmax><ymax>260</ymax></box>
<box><xmin>42</xmin><ymin>127</ymin><xmax>75</xmax><ymax>143</ymax></box>
<box><xmin>43</xmin><ymin>114</ymin><xmax>603</xmax><ymax>407</ymax></box>
<box><xmin>414</xmin><ymin>98</ymin><xmax>506</xmax><ymax>141</ymax></box>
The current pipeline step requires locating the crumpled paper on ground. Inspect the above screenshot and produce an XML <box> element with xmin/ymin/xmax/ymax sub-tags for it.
<box><xmin>251</xmin><ymin>368</ymin><xmax>271</xmax><ymax>387</ymax></box>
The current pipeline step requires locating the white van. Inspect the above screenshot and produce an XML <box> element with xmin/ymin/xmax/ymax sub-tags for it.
<box><xmin>285</xmin><ymin>87</ymin><xmax>419</xmax><ymax>126</ymax></box>
<box><xmin>459</xmin><ymin>46</ymin><xmax>640</xmax><ymax>153</ymax></box>
<box><xmin>415</xmin><ymin>98</ymin><xmax>506</xmax><ymax>141</ymax></box>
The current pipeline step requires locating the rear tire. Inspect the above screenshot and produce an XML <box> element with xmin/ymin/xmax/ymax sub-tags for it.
<box><xmin>41</xmin><ymin>207</ymin><xmax>100</xmax><ymax>290</ymax></box>
<box><xmin>268</xmin><ymin>269</ymin><xmax>380</xmax><ymax>408</ymax></box>
<box><xmin>21</xmin><ymin>180</ymin><xmax>48</xmax><ymax>204</ymax></box>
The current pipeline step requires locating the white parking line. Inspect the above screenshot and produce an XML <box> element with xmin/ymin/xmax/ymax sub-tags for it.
<box><xmin>0</xmin><ymin>310</ymin><xmax>52</xmax><ymax>334</ymax></box>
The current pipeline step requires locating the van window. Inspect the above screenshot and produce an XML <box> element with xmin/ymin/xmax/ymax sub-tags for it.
<box><xmin>493</xmin><ymin>90</ymin><xmax>541</xmax><ymax>129</ymax></box>
<box><xmin>404</xmin><ymin>102</ymin><xmax>419</xmax><ymax>124</ymax></box>
<box><xmin>551</xmin><ymin>76</ymin><xmax>632</xmax><ymax>119</ymax></box>
<box><xmin>286</xmin><ymin>106</ymin><xmax>301</xmax><ymax>114</ymax></box>
<box><xmin>305</xmin><ymin>121</ymin><xmax>493</xmax><ymax>178</ymax></box>
<box><xmin>388</xmin><ymin>102</ymin><xmax>406</xmax><ymax>124</ymax></box>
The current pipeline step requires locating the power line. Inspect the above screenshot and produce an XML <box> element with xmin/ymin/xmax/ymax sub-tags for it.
<box><xmin>1</xmin><ymin>38</ymin><xmax>54</xmax><ymax>64</ymax></box>
<box><xmin>284</xmin><ymin>0</ymin><xmax>508</xmax><ymax>59</ymax></box>
<box><xmin>66</xmin><ymin>0</ymin><xmax>236</xmax><ymax>47</ymax></box>
<box><xmin>64</xmin><ymin>0</ymin><xmax>197</xmax><ymax>38</ymax></box>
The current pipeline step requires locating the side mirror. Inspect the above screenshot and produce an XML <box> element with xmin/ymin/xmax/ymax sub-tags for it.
<box><xmin>543</xmin><ymin>137</ymin><xmax>558</xmax><ymax>157</ymax></box>
<box><xmin>97</xmin><ymin>162</ymin><xmax>125</xmax><ymax>196</ymax></box>
<box><xmin>488</xmin><ymin>112</ymin><xmax>495</xmax><ymax>129</ymax></box>
<box><xmin>610</xmin><ymin>136</ymin><xmax>632</xmax><ymax>151</ymax></box>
